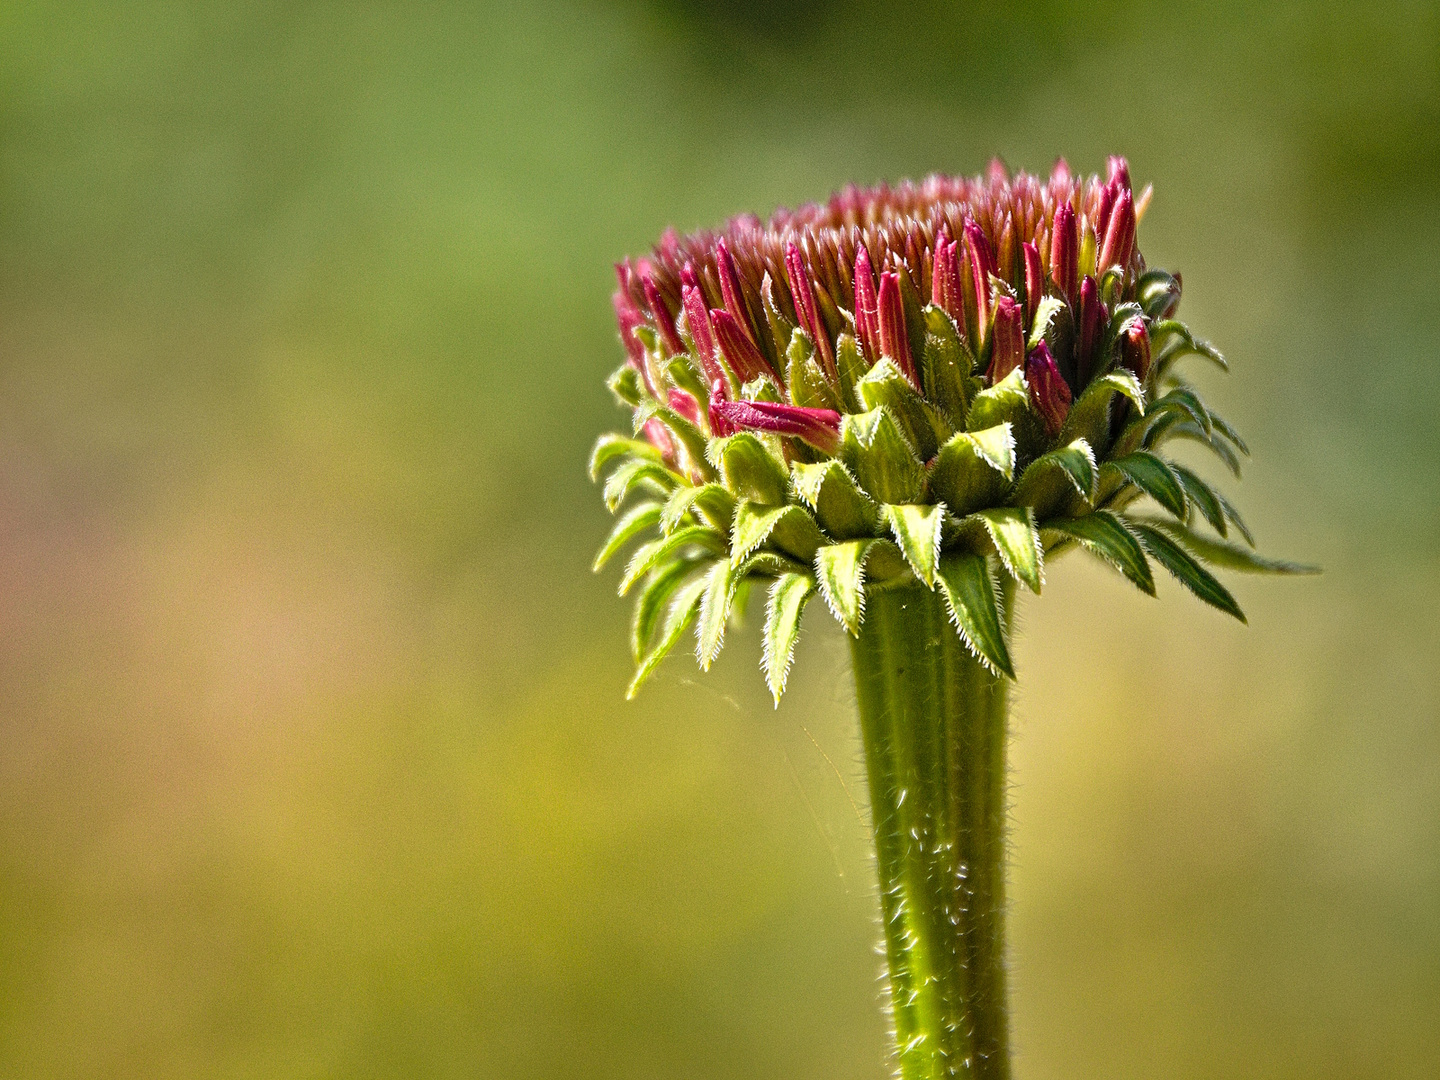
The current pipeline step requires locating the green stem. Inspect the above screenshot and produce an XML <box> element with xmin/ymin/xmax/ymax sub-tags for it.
<box><xmin>850</xmin><ymin>579</ymin><xmax>1015</xmax><ymax>1080</ymax></box>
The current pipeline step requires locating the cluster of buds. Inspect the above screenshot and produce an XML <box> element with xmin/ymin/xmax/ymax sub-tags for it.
<box><xmin>595</xmin><ymin>158</ymin><xmax>1289</xmax><ymax>700</ymax></box>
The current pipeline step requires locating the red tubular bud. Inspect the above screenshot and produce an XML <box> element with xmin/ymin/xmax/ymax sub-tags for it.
<box><xmin>1119</xmin><ymin>321</ymin><xmax>1152</xmax><ymax>383</ymax></box>
<box><xmin>1096</xmin><ymin>179</ymin><xmax>1119</xmax><ymax>242</ymax></box>
<box><xmin>613</xmin><ymin>293</ymin><xmax>646</xmax><ymax>368</ymax></box>
<box><xmin>1107</xmin><ymin>155</ymin><xmax>1131</xmax><ymax>190</ymax></box>
<box><xmin>1026</xmin><ymin>342</ymin><xmax>1072</xmax><ymax>437</ymax></box>
<box><xmin>964</xmin><ymin>219</ymin><xmax>994</xmax><ymax>349</ymax></box>
<box><xmin>642</xmin><ymin>273</ymin><xmax>685</xmax><ymax>357</ymax></box>
<box><xmin>712</xmin><ymin>307</ymin><xmax>777</xmax><ymax>385</ymax></box>
<box><xmin>643</xmin><ymin>417</ymin><xmax>677</xmax><ymax>463</ymax></box>
<box><xmin>931</xmin><ymin>236</ymin><xmax>964</xmax><ymax>326</ymax></box>
<box><xmin>682</xmin><ymin>282</ymin><xmax>727</xmax><ymax>394</ymax></box>
<box><xmin>715</xmin><ymin>238</ymin><xmax>755</xmax><ymax>343</ymax></box>
<box><xmin>708</xmin><ymin>399</ymin><xmax>842</xmax><ymax>454</ymax></box>
<box><xmin>1077</xmin><ymin>275</ymin><xmax>1107</xmax><ymax>386</ymax></box>
<box><xmin>1050</xmin><ymin>203</ymin><xmax>1079</xmax><ymax>304</ymax></box>
<box><xmin>1049</xmin><ymin>157</ymin><xmax>1072</xmax><ymax>199</ymax></box>
<box><xmin>988</xmin><ymin>157</ymin><xmax>1009</xmax><ymax>186</ymax></box>
<box><xmin>987</xmin><ymin>296</ymin><xmax>1025</xmax><ymax>384</ymax></box>
<box><xmin>1098</xmin><ymin>188</ymin><xmax>1136</xmax><ymax>274</ymax></box>
<box><xmin>996</xmin><ymin>214</ymin><xmax>1016</xmax><ymax>286</ymax></box>
<box><xmin>1022</xmin><ymin>241</ymin><xmax>1043</xmax><ymax>324</ymax></box>
<box><xmin>668</xmin><ymin>388</ymin><xmax>702</xmax><ymax>428</ymax></box>
<box><xmin>680</xmin><ymin>261</ymin><xmax>701</xmax><ymax>293</ymax></box>
<box><xmin>853</xmin><ymin>244</ymin><xmax>882</xmax><ymax>363</ymax></box>
<box><xmin>784</xmin><ymin>241</ymin><xmax>835</xmax><ymax>379</ymax></box>
<box><xmin>877</xmin><ymin>271</ymin><xmax>917</xmax><ymax>385</ymax></box>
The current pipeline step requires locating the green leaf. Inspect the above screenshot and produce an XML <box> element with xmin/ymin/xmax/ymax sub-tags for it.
<box><xmin>1131</xmin><ymin>522</ymin><xmax>1246</xmax><ymax>622</ymax></box>
<box><xmin>631</xmin><ymin>558</ymin><xmax>701</xmax><ymax>660</ymax></box>
<box><xmin>1106</xmin><ymin>451</ymin><xmax>1188</xmax><ymax>520</ymax></box>
<box><xmin>1170</xmin><ymin>463</ymin><xmax>1228</xmax><ymax>538</ymax></box>
<box><xmin>965</xmin><ymin>506</ymin><xmax>1043</xmax><ymax>594</ymax></box>
<box><xmin>1046</xmin><ymin>511</ymin><xmax>1156</xmax><ymax>595</ymax></box>
<box><xmin>590</xmin><ymin>433</ymin><xmax>660</xmax><ymax>481</ymax></box>
<box><xmin>1059</xmin><ymin>370</ymin><xmax>1145</xmax><ymax>448</ymax></box>
<box><xmin>1140</xmin><ymin>517</ymin><xmax>1320</xmax><ymax>574</ymax></box>
<box><xmin>967</xmin><ymin>366</ymin><xmax>1031</xmax><ymax>432</ymax></box>
<box><xmin>627</xmin><ymin>574</ymin><xmax>709</xmax><ymax>698</ymax></box>
<box><xmin>762</xmin><ymin>573</ymin><xmax>815</xmax><ymax>706</ymax></box>
<box><xmin>696</xmin><ymin>559</ymin><xmax>738</xmax><ymax>670</ymax></box>
<box><xmin>619</xmin><ymin>525</ymin><xmax>727</xmax><ymax>595</ymax></box>
<box><xmin>594</xmin><ymin>501</ymin><xmax>662</xmax><ymax>572</ymax></box>
<box><xmin>814</xmin><ymin>539</ymin><xmax>879</xmax><ymax>635</ymax></box>
<box><xmin>927</xmin><ymin>423</ymin><xmax>1014</xmax><ymax>518</ymax></box>
<box><xmin>1164</xmin><ymin>421</ymin><xmax>1243</xmax><ymax>477</ymax></box>
<box><xmin>791</xmin><ymin>459</ymin><xmax>881</xmax><ymax>539</ymax></box>
<box><xmin>1009</xmin><ymin>438</ymin><xmax>1096</xmax><ymax>520</ymax></box>
<box><xmin>1209</xmin><ymin>409</ymin><xmax>1251</xmax><ymax>457</ymax></box>
<box><xmin>710</xmin><ymin>432</ymin><xmax>790</xmax><ymax>505</ymax></box>
<box><xmin>1214</xmin><ymin>490</ymin><xmax>1255</xmax><ymax>547</ymax></box>
<box><xmin>730</xmin><ymin>502</ymin><xmax>826</xmax><ymax>566</ymax></box>
<box><xmin>935</xmin><ymin>553</ymin><xmax>1014</xmax><ymax>678</ymax></box>
<box><xmin>1157</xmin><ymin>385</ymin><xmax>1212</xmax><ymax>435</ymax></box>
<box><xmin>884</xmin><ymin>503</ymin><xmax>945</xmax><ymax>587</ymax></box>
<box><xmin>1150</xmin><ymin>318</ymin><xmax>1227</xmax><ymax>376</ymax></box>
<box><xmin>603</xmin><ymin>458</ymin><xmax>680</xmax><ymax>511</ymax></box>
<box><xmin>841</xmin><ymin>408</ymin><xmax>925</xmax><ymax>504</ymax></box>
<box><xmin>660</xmin><ymin>483</ymin><xmax>736</xmax><ymax>535</ymax></box>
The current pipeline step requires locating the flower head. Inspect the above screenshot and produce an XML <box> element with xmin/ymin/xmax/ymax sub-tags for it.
<box><xmin>594</xmin><ymin>158</ymin><xmax>1305</xmax><ymax>700</ymax></box>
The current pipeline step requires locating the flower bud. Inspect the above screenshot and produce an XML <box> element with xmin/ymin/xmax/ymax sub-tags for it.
<box><xmin>1026</xmin><ymin>341</ymin><xmax>1072</xmax><ymax>437</ymax></box>
<box><xmin>853</xmin><ymin>243</ymin><xmax>882</xmax><ymax>363</ymax></box>
<box><xmin>1098</xmin><ymin>188</ymin><xmax>1135</xmax><ymax>274</ymax></box>
<box><xmin>877</xmin><ymin>270</ymin><xmax>916</xmax><ymax>385</ymax></box>
<box><xmin>1119</xmin><ymin>320</ymin><xmax>1151</xmax><ymax>382</ymax></box>
<box><xmin>668</xmin><ymin>388</ymin><xmax>702</xmax><ymax>428</ymax></box>
<box><xmin>930</xmin><ymin>233</ymin><xmax>965</xmax><ymax>326</ymax></box>
<box><xmin>642</xmin><ymin>417</ymin><xmax>676</xmax><ymax>463</ymax></box>
<box><xmin>785</xmin><ymin>241</ymin><xmax>835</xmax><ymax>379</ymax></box>
<box><xmin>987</xmin><ymin>296</ymin><xmax>1025</xmax><ymax>384</ymax></box>
<box><xmin>642</xmin><ymin>273</ymin><xmax>685</xmax><ymax>357</ymax></box>
<box><xmin>682</xmin><ymin>281</ymin><xmax>727</xmax><ymax>393</ymax></box>
<box><xmin>1049</xmin><ymin>203</ymin><xmax>1079</xmax><ymax>304</ymax></box>
<box><xmin>1022</xmin><ymin>241</ymin><xmax>1043</xmax><ymax>324</ymax></box>
<box><xmin>712</xmin><ymin>307</ymin><xmax>777</xmax><ymax>386</ymax></box>
<box><xmin>964</xmin><ymin>219</ymin><xmax>995</xmax><ymax>349</ymax></box>
<box><xmin>1106</xmin><ymin>155</ymin><xmax>1131</xmax><ymax>191</ymax></box>
<box><xmin>715</xmin><ymin>238</ymin><xmax>755</xmax><ymax>343</ymax></box>
<box><xmin>613</xmin><ymin>293</ymin><xmax>646</xmax><ymax>369</ymax></box>
<box><xmin>1096</xmin><ymin>178</ymin><xmax>1119</xmax><ymax>243</ymax></box>
<box><xmin>709</xmin><ymin>399</ymin><xmax>842</xmax><ymax>454</ymax></box>
<box><xmin>1076</xmin><ymin>275</ymin><xmax>1107</xmax><ymax>386</ymax></box>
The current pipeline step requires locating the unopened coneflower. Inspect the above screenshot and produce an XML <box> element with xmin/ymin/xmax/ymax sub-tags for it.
<box><xmin>590</xmin><ymin>158</ymin><xmax>1314</xmax><ymax>1080</ymax></box>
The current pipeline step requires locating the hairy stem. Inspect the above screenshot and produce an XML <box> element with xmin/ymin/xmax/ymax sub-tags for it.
<box><xmin>850</xmin><ymin>579</ymin><xmax>1014</xmax><ymax>1080</ymax></box>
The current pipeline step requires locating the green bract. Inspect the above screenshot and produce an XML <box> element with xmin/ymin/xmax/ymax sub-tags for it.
<box><xmin>595</xmin><ymin>159</ymin><xmax>1315</xmax><ymax>705</ymax></box>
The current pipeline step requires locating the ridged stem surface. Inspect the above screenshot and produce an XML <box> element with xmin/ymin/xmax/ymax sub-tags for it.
<box><xmin>849</xmin><ymin>580</ymin><xmax>1014</xmax><ymax>1080</ymax></box>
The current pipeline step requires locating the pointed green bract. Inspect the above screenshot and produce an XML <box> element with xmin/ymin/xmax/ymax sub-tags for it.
<box><xmin>1132</xmin><ymin>523</ymin><xmax>1247</xmax><ymax>622</ymax></box>
<box><xmin>590</xmin><ymin>432</ymin><xmax>660</xmax><ymax>481</ymax></box>
<box><xmin>884</xmin><ymin>503</ymin><xmax>945</xmax><ymax>586</ymax></box>
<box><xmin>791</xmin><ymin>459</ymin><xmax>881</xmax><ymax>539</ymax></box>
<box><xmin>1107</xmin><ymin>451</ymin><xmax>1189</xmax><ymax>520</ymax></box>
<box><xmin>1166</xmin><ymin>420</ymin><xmax>1243</xmax><ymax>477</ymax></box>
<box><xmin>834</xmin><ymin>332</ymin><xmax>868</xmax><ymax>412</ymax></box>
<box><xmin>762</xmin><ymin>573</ymin><xmax>815</xmax><ymax>705</ymax></box>
<box><xmin>1150</xmin><ymin>318</ymin><xmax>1227</xmax><ymax>376</ymax></box>
<box><xmin>857</xmin><ymin>358</ymin><xmax>947</xmax><ymax>459</ymax></box>
<box><xmin>935</xmin><ymin>553</ymin><xmax>1014</xmax><ymax>677</ymax></box>
<box><xmin>660</xmin><ymin>483</ymin><xmax>736</xmax><ymax>535</ymax></box>
<box><xmin>594</xmin><ymin>501</ymin><xmax>663</xmax><ymax>572</ymax></box>
<box><xmin>602</xmin><ymin>457</ymin><xmax>679</xmax><ymax>511</ymax></box>
<box><xmin>1170</xmin><ymin>462</ymin><xmax>1228</xmax><ymax>537</ymax></box>
<box><xmin>788</xmin><ymin>352</ymin><xmax>841</xmax><ymax>411</ymax></box>
<box><xmin>1141</xmin><ymin>517</ymin><xmax>1320</xmax><ymax>574</ymax></box>
<box><xmin>1214</xmin><ymin>489</ymin><xmax>1256</xmax><ymax>546</ymax></box>
<box><xmin>967</xmin><ymin>366</ymin><xmax>1030</xmax><ymax>432</ymax></box>
<box><xmin>928</xmin><ymin>423</ymin><xmax>1014</xmax><ymax>518</ymax></box>
<box><xmin>631</xmin><ymin>558</ymin><xmax>701</xmax><ymax>660</ymax></box>
<box><xmin>633</xmin><ymin>400</ymin><xmax>713</xmax><ymax>475</ymax></box>
<box><xmin>627</xmin><ymin>574</ymin><xmax>708</xmax><ymax>699</ymax></box>
<box><xmin>814</xmin><ymin>539</ymin><xmax>879</xmax><ymax>635</ymax></box>
<box><xmin>1047</xmin><ymin>510</ymin><xmax>1156</xmax><ymax>595</ymax></box>
<box><xmin>841</xmin><ymin>408</ymin><xmax>925</xmax><ymax>504</ymax></box>
<box><xmin>709</xmin><ymin>432</ymin><xmax>790</xmax><ymax>506</ymax></box>
<box><xmin>1060</xmin><ymin>370</ymin><xmax>1145</xmax><ymax>448</ymax></box>
<box><xmin>730</xmin><ymin>501</ymin><xmax>826</xmax><ymax>566</ymax></box>
<box><xmin>619</xmin><ymin>525</ymin><xmax>727</xmax><ymax>595</ymax></box>
<box><xmin>696</xmin><ymin>559</ymin><xmax>737</xmax><ymax>670</ymax></box>
<box><xmin>921</xmin><ymin>305</ymin><xmax>974</xmax><ymax>426</ymax></box>
<box><xmin>1009</xmin><ymin>438</ymin><xmax>1096</xmax><ymax>520</ymax></box>
<box><xmin>1027</xmin><ymin>295</ymin><xmax>1067</xmax><ymax>350</ymax></box>
<box><xmin>966</xmin><ymin>506</ymin><xmax>1043</xmax><ymax>594</ymax></box>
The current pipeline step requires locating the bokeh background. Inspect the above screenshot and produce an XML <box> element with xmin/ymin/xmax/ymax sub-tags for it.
<box><xmin>1</xmin><ymin>2</ymin><xmax>1436</xmax><ymax>1077</ymax></box>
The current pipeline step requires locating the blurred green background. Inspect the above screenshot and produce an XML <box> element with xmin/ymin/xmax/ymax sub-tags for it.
<box><xmin>0</xmin><ymin>2</ymin><xmax>1436</xmax><ymax>1077</ymax></box>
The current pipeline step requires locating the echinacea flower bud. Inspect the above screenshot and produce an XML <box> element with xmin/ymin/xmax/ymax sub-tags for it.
<box><xmin>613</xmin><ymin>292</ymin><xmax>646</xmax><ymax>369</ymax></box>
<box><xmin>682</xmin><ymin>280</ymin><xmax>728</xmax><ymax>393</ymax></box>
<box><xmin>642</xmin><ymin>273</ymin><xmax>685</xmax><ymax>357</ymax></box>
<box><xmin>715</xmin><ymin>239</ymin><xmax>755</xmax><ymax>344</ymax></box>
<box><xmin>1077</xmin><ymin>274</ymin><xmax>1107</xmax><ymax>385</ymax></box>
<box><xmin>784</xmin><ymin>241</ymin><xmax>835</xmax><ymax>379</ymax></box>
<box><xmin>712</xmin><ymin>307</ymin><xmax>779</xmax><ymax>386</ymax></box>
<box><xmin>1026</xmin><ymin>341</ymin><xmax>1072</xmax><ymax>437</ymax></box>
<box><xmin>1107</xmin><ymin>155</ymin><xmax>1131</xmax><ymax>190</ymax></box>
<box><xmin>1050</xmin><ymin>203</ymin><xmax>1079</xmax><ymax>303</ymax></box>
<box><xmin>709</xmin><ymin>398</ymin><xmax>842</xmax><ymax>454</ymax></box>
<box><xmin>853</xmin><ymin>244</ymin><xmax>882</xmax><ymax>363</ymax></box>
<box><xmin>964</xmin><ymin>219</ymin><xmax>995</xmax><ymax>350</ymax></box>
<box><xmin>877</xmin><ymin>270</ymin><xmax>917</xmax><ymax>386</ymax></box>
<box><xmin>1119</xmin><ymin>319</ymin><xmax>1151</xmax><ymax>382</ymax></box>
<box><xmin>931</xmin><ymin>231</ymin><xmax>965</xmax><ymax>326</ymax></box>
<box><xmin>668</xmin><ymin>388</ymin><xmax>701</xmax><ymax>428</ymax></box>
<box><xmin>643</xmin><ymin>417</ymin><xmax>676</xmax><ymax>462</ymax></box>
<box><xmin>1022</xmin><ymin>241</ymin><xmax>1043</xmax><ymax>324</ymax></box>
<box><xmin>987</xmin><ymin>296</ymin><xmax>1025</xmax><ymax>384</ymax></box>
<box><xmin>1098</xmin><ymin>188</ymin><xmax>1136</xmax><ymax>274</ymax></box>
